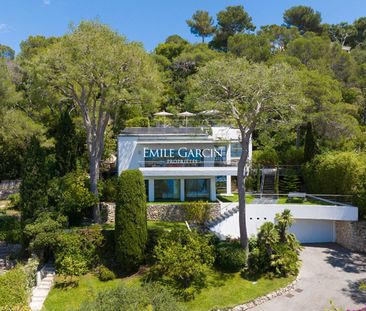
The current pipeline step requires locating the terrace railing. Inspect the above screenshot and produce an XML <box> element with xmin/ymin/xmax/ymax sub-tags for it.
<box><xmin>139</xmin><ymin>160</ymin><xmax>237</xmax><ymax>168</ymax></box>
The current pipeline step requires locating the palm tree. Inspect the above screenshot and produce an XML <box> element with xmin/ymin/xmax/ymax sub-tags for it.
<box><xmin>275</xmin><ymin>209</ymin><xmax>294</xmax><ymax>243</ymax></box>
<box><xmin>258</xmin><ymin>222</ymin><xmax>279</xmax><ymax>257</ymax></box>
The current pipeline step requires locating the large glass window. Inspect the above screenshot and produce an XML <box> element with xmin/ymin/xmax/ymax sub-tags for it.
<box><xmin>230</xmin><ymin>143</ymin><xmax>242</xmax><ymax>158</ymax></box>
<box><xmin>185</xmin><ymin>179</ymin><xmax>210</xmax><ymax>200</ymax></box>
<box><xmin>214</xmin><ymin>145</ymin><xmax>227</xmax><ymax>167</ymax></box>
<box><xmin>154</xmin><ymin>179</ymin><xmax>180</xmax><ymax>201</ymax></box>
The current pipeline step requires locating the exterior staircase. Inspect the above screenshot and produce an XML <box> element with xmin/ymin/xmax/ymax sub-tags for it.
<box><xmin>206</xmin><ymin>202</ymin><xmax>239</xmax><ymax>228</ymax></box>
<box><xmin>30</xmin><ymin>263</ymin><xmax>55</xmax><ymax>311</ymax></box>
<box><xmin>262</xmin><ymin>174</ymin><xmax>276</xmax><ymax>194</ymax></box>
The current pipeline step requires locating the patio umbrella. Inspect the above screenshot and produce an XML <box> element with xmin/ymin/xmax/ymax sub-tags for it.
<box><xmin>154</xmin><ymin>111</ymin><xmax>173</xmax><ymax>127</ymax></box>
<box><xmin>178</xmin><ymin>111</ymin><xmax>196</xmax><ymax>127</ymax></box>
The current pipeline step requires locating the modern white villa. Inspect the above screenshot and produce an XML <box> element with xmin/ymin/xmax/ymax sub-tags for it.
<box><xmin>117</xmin><ymin>126</ymin><xmax>249</xmax><ymax>202</ymax></box>
<box><xmin>117</xmin><ymin>126</ymin><xmax>359</xmax><ymax>243</ymax></box>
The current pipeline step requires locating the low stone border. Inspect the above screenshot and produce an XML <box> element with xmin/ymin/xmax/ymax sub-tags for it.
<box><xmin>225</xmin><ymin>277</ymin><xmax>299</xmax><ymax>311</ymax></box>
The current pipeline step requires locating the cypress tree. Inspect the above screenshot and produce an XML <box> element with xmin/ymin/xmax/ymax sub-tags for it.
<box><xmin>304</xmin><ymin>122</ymin><xmax>318</xmax><ymax>163</ymax></box>
<box><xmin>115</xmin><ymin>169</ymin><xmax>147</xmax><ymax>272</ymax></box>
<box><xmin>20</xmin><ymin>136</ymin><xmax>48</xmax><ymax>224</ymax></box>
<box><xmin>54</xmin><ymin>111</ymin><xmax>77</xmax><ymax>176</ymax></box>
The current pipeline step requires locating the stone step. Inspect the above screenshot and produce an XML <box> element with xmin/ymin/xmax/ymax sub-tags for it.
<box><xmin>32</xmin><ymin>288</ymin><xmax>50</xmax><ymax>296</ymax></box>
<box><xmin>31</xmin><ymin>296</ymin><xmax>45</xmax><ymax>302</ymax></box>
<box><xmin>30</xmin><ymin>301</ymin><xmax>44</xmax><ymax>311</ymax></box>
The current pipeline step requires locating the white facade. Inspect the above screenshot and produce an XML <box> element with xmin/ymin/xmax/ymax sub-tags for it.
<box><xmin>118</xmin><ymin>127</ymin><xmax>252</xmax><ymax>202</ymax></box>
<box><xmin>211</xmin><ymin>204</ymin><xmax>359</xmax><ymax>243</ymax></box>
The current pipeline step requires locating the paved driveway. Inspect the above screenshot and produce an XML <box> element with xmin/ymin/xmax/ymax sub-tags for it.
<box><xmin>253</xmin><ymin>244</ymin><xmax>366</xmax><ymax>311</ymax></box>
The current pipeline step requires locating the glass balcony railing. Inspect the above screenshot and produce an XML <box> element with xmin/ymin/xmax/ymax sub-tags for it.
<box><xmin>139</xmin><ymin>160</ymin><xmax>238</xmax><ymax>168</ymax></box>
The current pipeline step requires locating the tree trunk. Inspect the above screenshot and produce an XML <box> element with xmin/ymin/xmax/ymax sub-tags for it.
<box><xmin>90</xmin><ymin>154</ymin><xmax>101</xmax><ymax>223</ymax></box>
<box><xmin>295</xmin><ymin>126</ymin><xmax>301</xmax><ymax>149</ymax></box>
<box><xmin>238</xmin><ymin>133</ymin><xmax>250</xmax><ymax>252</ymax></box>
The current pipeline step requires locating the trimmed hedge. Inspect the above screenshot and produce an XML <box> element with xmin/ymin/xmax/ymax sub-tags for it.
<box><xmin>0</xmin><ymin>259</ymin><xmax>38</xmax><ymax>311</ymax></box>
<box><xmin>0</xmin><ymin>266</ymin><xmax>28</xmax><ymax>309</ymax></box>
<box><xmin>115</xmin><ymin>170</ymin><xmax>147</xmax><ymax>272</ymax></box>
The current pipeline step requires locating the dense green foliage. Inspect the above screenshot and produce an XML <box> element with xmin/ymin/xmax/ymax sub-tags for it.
<box><xmin>0</xmin><ymin>266</ymin><xmax>29</xmax><ymax>310</ymax></box>
<box><xmin>0</xmin><ymin>215</ymin><xmax>21</xmax><ymax>244</ymax></box>
<box><xmin>19</xmin><ymin>136</ymin><xmax>48</xmax><ymax>224</ymax></box>
<box><xmin>303</xmin><ymin>151</ymin><xmax>366</xmax><ymax>195</ymax></box>
<box><xmin>54</xmin><ymin>229</ymin><xmax>104</xmax><ymax>277</ymax></box>
<box><xmin>147</xmin><ymin>228</ymin><xmax>214</xmax><ymax>300</ymax></box>
<box><xmin>24</xmin><ymin>213</ymin><xmax>65</xmax><ymax>259</ymax></box>
<box><xmin>247</xmin><ymin>210</ymin><xmax>302</xmax><ymax>278</ymax></box>
<box><xmin>0</xmin><ymin>259</ymin><xmax>38</xmax><ymax>310</ymax></box>
<box><xmin>183</xmin><ymin>201</ymin><xmax>212</xmax><ymax>225</ymax></box>
<box><xmin>53</xmin><ymin>111</ymin><xmax>78</xmax><ymax>177</ymax></box>
<box><xmin>214</xmin><ymin>239</ymin><xmax>247</xmax><ymax>272</ymax></box>
<box><xmin>96</xmin><ymin>265</ymin><xmax>116</xmax><ymax>282</ymax></box>
<box><xmin>115</xmin><ymin>170</ymin><xmax>147</xmax><ymax>272</ymax></box>
<box><xmin>48</xmin><ymin>171</ymin><xmax>97</xmax><ymax>225</ymax></box>
<box><xmin>78</xmin><ymin>283</ymin><xmax>184</xmax><ymax>311</ymax></box>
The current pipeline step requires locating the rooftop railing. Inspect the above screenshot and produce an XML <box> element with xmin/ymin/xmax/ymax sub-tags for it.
<box><xmin>139</xmin><ymin>160</ymin><xmax>237</xmax><ymax>168</ymax></box>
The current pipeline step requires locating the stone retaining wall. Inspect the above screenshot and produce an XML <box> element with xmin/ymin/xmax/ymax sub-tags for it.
<box><xmin>336</xmin><ymin>221</ymin><xmax>366</xmax><ymax>253</ymax></box>
<box><xmin>227</xmin><ymin>278</ymin><xmax>298</xmax><ymax>311</ymax></box>
<box><xmin>100</xmin><ymin>202</ymin><xmax>221</xmax><ymax>224</ymax></box>
<box><xmin>0</xmin><ymin>190</ymin><xmax>18</xmax><ymax>200</ymax></box>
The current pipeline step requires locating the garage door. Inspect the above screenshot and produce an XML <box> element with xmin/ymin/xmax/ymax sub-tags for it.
<box><xmin>288</xmin><ymin>219</ymin><xmax>335</xmax><ymax>243</ymax></box>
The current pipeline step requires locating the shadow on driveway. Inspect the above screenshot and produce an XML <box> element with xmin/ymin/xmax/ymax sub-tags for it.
<box><xmin>342</xmin><ymin>279</ymin><xmax>366</xmax><ymax>305</ymax></box>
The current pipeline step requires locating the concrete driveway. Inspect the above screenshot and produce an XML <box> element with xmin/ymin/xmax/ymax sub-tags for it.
<box><xmin>252</xmin><ymin>244</ymin><xmax>366</xmax><ymax>311</ymax></box>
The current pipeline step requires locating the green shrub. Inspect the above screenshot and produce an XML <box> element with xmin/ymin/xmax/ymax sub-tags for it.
<box><xmin>183</xmin><ymin>201</ymin><xmax>212</xmax><ymax>225</ymax></box>
<box><xmin>0</xmin><ymin>265</ymin><xmax>29</xmax><ymax>310</ymax></box>
<box><xmin>146</xmin><ymin>228</ymin><xmax>214</xmax><ymax>300</ymax></box>
<box><xmin>280</xmin><ymin>146</ymin><xmax>304</xmax><ymax>166</ymax></box>
<box><xmin>215</xmin><ymin>239</ymin><xmax>247</xmax><ymax>272</ymax></box>
<box><xmin>48</xmin><ymin>171</ymin><xmax>97</xmax><ymax>226</ymax></box>
<box><xmin>125</xmin><ymin>116</ymin><xmax>150</xmax><ymax>128</ymax></box>
<box><xmin>54</xmin><ymin>229</ymin><xmax>104</xmax><ymax>276</ymax></box>
<box><xmin>78</xmin><ymin>283</ymin><xmax>184</xmax><ymax>311</ymax></box>
<box><xmin>8</xmin><ymin>193</ymin><xmax>20</xmax><ymax>210</ymax></box>
<box><xmin>115</xmin><ymin>170</ymin><xmax>147</xmax><ymax>273</ymax></box>
<box><xmin>97</xmin><ymin>265</ymin><xmax>116</xmax><ymax>282</ymax></box>
<box><xmin>0</xmin><ymin>215</ymin><xmax>21</xmax><ymax>243</ymax></box>
<box><xmin>252</xmin><ymin>147</ymin><xmax>279</xmax><ymax>166</ymax></box>
<box><xmin>247</xmin><ymin>210</ymin><xmax>301</xmax><ymax>277</ymax></box>
<box><xmin>100</xmin><ymin>177</ymin><xmax>118</xmax><ymax>202</ymax></box>
<box><xmin>303</xmin><ymin>151</ymin><xmax>366</xmax><ymax>195</ymax></box>
<box><xmin>146</xmin><ymin>227</ymin><xmax>165</xmax><ymax>262</ymax></box>
<box><xmin>24</xmin><ymin>213</ymin><xmax>65</xmax><ymax>259</ymax></box>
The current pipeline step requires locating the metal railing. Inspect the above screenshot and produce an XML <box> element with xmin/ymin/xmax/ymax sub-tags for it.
<box><xmin>139</xmin><ymin>160</ymin><xmax>237</xmax><ymax>168</ymax></box>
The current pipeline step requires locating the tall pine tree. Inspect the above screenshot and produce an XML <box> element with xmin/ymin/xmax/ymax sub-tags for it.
<box><xmin>54</xmin><ymin>111</ymin><xmax>78</xmax><ymax>177</ymax></box>
<box><xmin>20</xmin><ymin>136</ymin><xmax>48</xmax><ymax>224</ymax></box>
<box><xmin>304</xmin><ymin>122</ymin><xmax>318</xmax><ymax>163</ymax></box>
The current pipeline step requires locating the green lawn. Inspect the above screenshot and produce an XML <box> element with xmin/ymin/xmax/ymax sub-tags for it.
<box><xmin>217</xmin><ymin>194</ymin><xmax>254</xmax><ymax>203</ymax></box>
<box><xmin>147</xmin><ymin>220</ymin><xmax>186</xmax><ymax>230</ymax></box>
<box><xmin>277</xmin><ymin>197</ymin><xmax>329</xmax><ymax>205</ymax></box>
<box><xmin>181</xmin><ymin>271</ymin><xmax>295</xmax><ymax>311</ymax></box>
<box><xmin>43</xmin><ymin>274</ymin><xmax>141</xmax><ymax>311</ymax></box>
<box><xmin>43</xmin><ymin>271</ymin><xmax>295</xmax><ymax>311</ymax></box>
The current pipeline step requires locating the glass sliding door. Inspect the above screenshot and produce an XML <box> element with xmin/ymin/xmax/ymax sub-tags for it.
<box><xmin>154</xmin><ymin>179</ymin><xmax>180</xmax><ymax>201</ymax></box>
<box><xmin>185</xmin><ymin>179</ymin><xmax>210</xmax><ymax>201</ymax></box>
